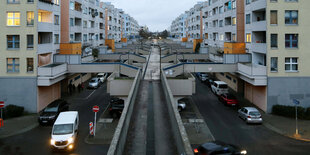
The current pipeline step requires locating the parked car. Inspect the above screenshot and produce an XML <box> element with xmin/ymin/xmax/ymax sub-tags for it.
<box><xmin>97</xmin><ymin>73</ymin><xmax>107</xmax><ymax>83</ymax></box>
<box><xmin>238</xmin><ymin>107</ymin><xmax>263</xmax><ymax>124</ymax></box>
<box><xmin>199</xmin><ymin>73</ymin><xmax>208</xmax><ymax>83</ymax></box>
<box><xmin>206</xmin><ymin>79</ymin><xmax>214</xmax><ymax>88</ymax></box>
<box><xmin>177</xmin><ymin>100</ymin><xmax>186</xmax><ymax>112</ymax></box>
<box><xmin>211</xmin><ymin>81</ymin><xmax>229</xmax><ymax>95</ymax></box>
<box><xmin>50</xmin><ymin>111</ymin><xmax>79</xmax><ymax>151</ymax></box>
<box><xmin>194</xmin><ymin>141</ymin><xmax>247</xmax><ymax>155</ymax></box>
<box><xmin>109</xmin><ymin>97</ymin><xmax>125</xmax><ymax>118</ymax></box>
<box><xmin>218</xmin><ymin>94</ymin><xmax>238</xmax><ymax>106</ymax></box>
<box><xmin>38</xmin><ymin>99</ymin><xmax>69</xmax><ymax>125</ymax></box>
<box><xmin>88</xmin><ymin>78</ymin><xmax>100</xmax><ymax>89</ymax></box>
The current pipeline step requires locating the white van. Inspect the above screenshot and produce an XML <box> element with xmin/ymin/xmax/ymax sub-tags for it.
<box><xmin>97</xmin><ymin>73</ymin><xmax>107</xmax><ymax>83</ymax></box>
<box><xmin>211</xmin><ymin>81</ymin><xmax>229</xmax><ymax>95</ymax></box>
<box><xmin>50</xmin><ymin>111</ymin><xmax>79</xmax><ymax>151</ymax></box>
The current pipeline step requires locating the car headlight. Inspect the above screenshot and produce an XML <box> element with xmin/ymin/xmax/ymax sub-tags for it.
<box><xmin>50</xmin><ymin>139</ymin><xmax>55</xmax><ymax>145</ymax></box>
<box><xmin>68</xmin><ymin>137</ymin><xmax>74</xmax><ymax>143</ymax></box>
<box><xmin>240</xmin><ymin>150</ymin><xmax>247</xmax><ymax>154</ymax></box>
<box><xmin>48</xmin><ymin>115</ymin><xmax>56</xmax><ymax>119</ymax></box>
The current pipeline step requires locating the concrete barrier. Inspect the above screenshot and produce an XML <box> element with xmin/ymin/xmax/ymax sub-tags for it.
<box><xmin>107</xmin><ymin>69</ymin><xmax>142</xmax><ymax>155</ymax></box>
<box><xmin>161</xmin><ymin>69</ymin><xmax>194</xmax><ymax>155</ymax></box>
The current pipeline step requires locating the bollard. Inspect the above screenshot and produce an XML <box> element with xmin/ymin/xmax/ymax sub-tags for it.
<box><xmin>89</xmin><ymin>122</ymin><xmax>94</xmax><ymax>137</ymax></box>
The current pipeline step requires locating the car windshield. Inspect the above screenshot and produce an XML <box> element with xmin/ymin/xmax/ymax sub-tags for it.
<box><xmin>44</xmin><ymin>106</ymin><xmax>58</xmax><ymax>112</ymax></box>
<box><xmin>219</xmin><ymin>84</ymin><xmax>228</xmax><ymax>88</ymax></box>
<box><xmin>249</xmin><ymin>111</ymin><xmax>260</xmax><ymax>116</ymax></box>
<box><xmin>53</xmin><ymin>124</ymin><xmax>73</xmax><ymax>135</ymax></box>
<box><xmin>90</xmin><ymin>79</ymin><xmax>96</xmax><ymax>83</ymax></box>
<box><xmin>97</xmin><ymin>75</ymin><xmax>103</xmax><ymax>77</ymax></box>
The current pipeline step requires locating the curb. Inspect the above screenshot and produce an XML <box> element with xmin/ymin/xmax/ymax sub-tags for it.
<box><xmin>0</xmin><ymin>123</ymin><xmax>39</xmax><ymax>139</ymax></box>
<box><xmin>263</xmin><ymin>121</ymin><xmax>310</xmax><ymax>142</ymax></box>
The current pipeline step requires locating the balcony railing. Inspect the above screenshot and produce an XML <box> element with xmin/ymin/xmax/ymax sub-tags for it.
<box><xmin>237</xmin><ymin>63</ymin><xmax>266</xmax><ymax>77</ymax></box>
<box><xmin>38</xmin><ymin>63</ymin><xmax>67</xmax><ymax>77</ymax></box>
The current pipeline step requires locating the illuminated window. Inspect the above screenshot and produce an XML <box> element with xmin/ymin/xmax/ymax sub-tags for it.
<box><xmin>27</xmin><ymin>11</ymin><xmax>34</xmax><ymax>26</ymax></box>
<box><xmin>7</xmin><ymin>0</ymin><xmax>20</xmax><ymax>4</ymax></box>
<box><xmin>246</xmin><ymin>33</ymin><xmax>251</xmax><ymax>43</ymax></box>
<box><xmin>232</xmin><ymin>17</ymin><xmax>236</xmax><ymax>25</ymax></box>
<box><xmin>7</xmin><ymin>58</ymin><xmax>20</xmax><ymax>73</ymax></box>
<box><xmin>38</xmin><ymin>12</ymin><xmax>42</xmax><ymax>22</ymax></box>
<box><xmin>7</xmin><ymin>12</ymin><xmax>20</xmax><ymax>26</ymax></box>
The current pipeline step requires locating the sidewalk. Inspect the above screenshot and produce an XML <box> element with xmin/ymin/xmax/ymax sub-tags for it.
<box><xmin>0</xmin><ymin>114</ymin><xmax>38</xmax><ymax>139</ymax></box>
<box><xmin>232</xmin><ymin>91</ymin><xmax>310</xmax><ymax>142</ymax></box>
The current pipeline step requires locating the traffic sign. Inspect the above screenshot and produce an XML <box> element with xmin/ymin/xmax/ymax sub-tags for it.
<box><xmin>293</xmin><ymin>99</ymin><xmax>300</xmax><ymax>105</ymax></box>
<box><xmin>92</xmin><ymin>105</ymin><xmax>99</xmax><ymax>112</ymax></box>
<box><xmin>0</xmin><ymin>101</ymin><xmax>4</xmax><ymax>108</ymax></box>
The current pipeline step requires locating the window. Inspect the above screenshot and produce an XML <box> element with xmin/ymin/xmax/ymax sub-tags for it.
<box><xmin>246</xmin><ymin>0</ymin><xmax>250</xmax><ymax>5</ymax></box>
<box><xmin>7</xmin><ymin>12</ymin><xmax>20</xmax><ymax>26</ymax></box>
<box><xmin>27</xmin><ymin>58</ymin><xmax>34</xmax><ymax>72</ymax></box>
<box><xmin>83</xmin><ymin>20</ymin><xmax>87</xmax><ymax>28</ymax></box>
<box><xmin>246</xmin><ymin>33</ymin><xmax>251</xmax><ymax>43</ymax></box>
<box><xmin>285</xmin><ymin>58</ymin><xmax>298</xmax><ymax>72</ymax></box>
<box><xmin>271</xmin><ymin>34</ymin><xmax>278</xmax><ymax>48</ymax></box>
<box><xmin>54</xmin><ymin>34</ymin><xmax>59</xmax><ymax>44</ymax></box>
<box><xmin>70</xmin><ymin>18</ymin><xmax>74</xmax><ymax>27</ymax></box>
<box><xmin>285</xmin><ymin>34</ymin><xmax>298</xmax><ymax>48</ymax></box>
<box><xmin>285</xmin><ymin>10</ymin><xmax>298</xmax><ymax>25</ymax></box>
<box><xmin>270</xmin><ymin>57</ymin><xmax>278</xmax><ymax>72</ymax></box>
<box><xmin>219</xmin><ymin>20</ymin><xmax>223</xmax><ymax>27</ymax></box>
<box><xmin>7</xmin><ymin>35</ymin><xmax>20</xmax><ymax>49</ymax></box>
<box><xmin>83</xmin><ymin>34</ymin><xmax>87</xmax><ymax>41</ymax></box>
<box><xmin>232</xmin><ymin>0</ymin><xmax>236</xmax><ymax>9</ymax></box>
<box><xmin>232</xmin><ymin>34</ymin><xmax>236</xmax><ymax>42</ymax></box>
<box><xmin>27</xmin><ymin>35</ymin><xmax>34</xmax><ymax>49</ymax></box>
<box><xmin>53</xmin><ymin>0</ymin><xmax>59</xmax><ymax>5</ymax></box>
<box><xmin>70</xmin><ymin>34</ymin><xmax>74</xmax><ymax>41</ymax></box>
<box><xmin>27</xmin><ymin>11</ymin><xmax>34</xmax><ymax>26</ymax></box>
<box><xmin>285</xmin><ymin>0</ymin><xmax>298</xmax><ymax>2</ymax></box>
<box><xmin>70</xmin><ymin>1</ymin><xmax>75</xmax><ymax>10</ymax></box>
<box><xmin>246</xmin><ymin>14</ymin><xmax>251</xmax><ymax>24</ymax></box>
<box><xmin>54</xmin><ymin>15</ymin><xmax>59</xmax><ymax>25</ymax></box>
<box><xmin>270</xmin><ymin>10</ymin><xmax>278</xmax><ymax>25</ymax></box>
<box><xmin>7</xmin><ymin>58</ymin><xmax>20</xmax><ymax>73</ymax></box>
<box><xmin>27</xmin><ymin>0</ymin><xmax>34</xmax><ymax>2</ymax></box>
<box><xmin>7</xmin><ymin>0</ymin><xmax>20</xmax><ymax>4</ymax></box>
<box><xmin>232</xmin><ymin>17</ymin><xmax>236</xmax><ymax>25</ymax></box>
<box><xmin>219</xmin><ymin>34</ymin><xmax>224</xmax><ymax>41</ymax></box>
<box><xmin>270</xmin><ymin>0</ymin><xmax>277</xmax><ymax>2</ymax></box>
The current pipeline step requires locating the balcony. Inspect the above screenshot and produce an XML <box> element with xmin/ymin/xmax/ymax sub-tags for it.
<box><xmin>38</xmin><ymin>63</ymin><xmax>67</xmax><ymax>77</ymax></box>
<box><xmin>237</xmin><ymin>63</ymin><xmax>266</xmax><ymax>76</ymax></box>
<box><xmin>249</xmin><ymin>0</ymin><xmax>266</xmax><ymax>11</ymax></box>
<box><xmin>38</xmin><ymin>43</ymin><xmax>54</xmax><ymax>54</ymax></box>
<box><xmin>38</xmin><ymin>22</ymin><xmax>53</xmax><ymax>32</ymax></box>
<box><xmin>251</xmin><ymin>21</ymin><xmax>267</xmax><ymax>31</ymax></box>
<box><xmin>246</xmin><ymin>43</ymin><xmax>267</xmax><ymax>54</ymax></box>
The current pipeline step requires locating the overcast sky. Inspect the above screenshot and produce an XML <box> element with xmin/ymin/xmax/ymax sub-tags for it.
<box><xmin>106</xmin><ymin>0</ymin><xmax>203</xmax><ymax>32</ymax></box>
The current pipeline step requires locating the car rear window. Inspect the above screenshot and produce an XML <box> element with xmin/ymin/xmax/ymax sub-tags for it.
<box><xmin>249</xmin><ymin>111</ymin><xmax>260</xmax><ymax>116</ymax></box>
<box><xmin>90</xmin><ymin>80</ymin><xmax>96</xmax><ymax>82</ymax></box>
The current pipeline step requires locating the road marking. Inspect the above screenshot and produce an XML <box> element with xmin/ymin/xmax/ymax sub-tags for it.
<box><xmin>86</xmin><ymin>90</ymin><xmax>96</xmax><ymax>100</ymax></box>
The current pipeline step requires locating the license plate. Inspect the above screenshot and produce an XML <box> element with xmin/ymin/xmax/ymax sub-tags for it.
<box><xmin>42</xmin><ymin>120</ymin><xmax>48</xmax><ymax>123</ymax></box>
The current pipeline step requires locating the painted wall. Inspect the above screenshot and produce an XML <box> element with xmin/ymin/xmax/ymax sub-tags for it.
<box><xmin>37</xmin><ymin>82</ymin><xmax>61</xmax><ymax>112</ymax></box>
<box><xmin>0</xmin><ymin>77</ymin><xmax>37</xmax><ymax>113</ymax></box>
<box><xmin>267</xmin><ymin>1</ymin><xmax>310</xmax><ymax>77</ymax></box>
<box><xmin>244</xmin><ymin>82</ymin><xmax>267</xmax><ymax>112</ymax></box>
<box><xmin>267</xmin><ymin>77</ymin><xmax>310</xmax><ymax>113</ymax></box>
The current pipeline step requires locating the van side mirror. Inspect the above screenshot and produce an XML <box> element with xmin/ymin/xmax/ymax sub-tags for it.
<box><xmin>75</xmin><ymin>129</ymin><xmax>78</xmax><ymax>133</ymax></box>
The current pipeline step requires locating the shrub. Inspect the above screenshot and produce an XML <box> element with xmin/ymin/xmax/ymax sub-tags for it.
<box><xmin>4</xmin><ymin>105</ymin><xmax>24</xmax><ymax>119</ymax></box>
<box><xmin>272</xmin><ymin>105</ymin><xmax>310</xmax><ymax>120</ymax></box>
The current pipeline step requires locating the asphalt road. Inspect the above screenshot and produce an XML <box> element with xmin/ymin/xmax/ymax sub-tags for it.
<box><xmin>192</xmin><ymin>79</ymin><xmax>310</xmax><ymax>155</ymax></box>
<box><xmin>0</xmin><ymin>81</ymin><xmax>110</xmax><ymax>155</ymax></box>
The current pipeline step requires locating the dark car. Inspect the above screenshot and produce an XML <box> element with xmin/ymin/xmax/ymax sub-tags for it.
<box><xmin>218</xmin><ymin>94</ymin><xmax>238</xmax><ymax>106</ymax></box>
<box><xmin>194</xmin><ymin>141</ymin><xmax>247</xmax><ymax>155</ymax></box>
<box><xmin>38</xmin><ymin>99</ymin><xmax>69</xmax><ymax>125</ymax></box>
<box><xmin>206</xmin><ymin>79</ymin><xmax>214</xmax><ymax>88</ymax></box>
<box><xmin>109</xmin><ymin>97</ymin><xmax>124</xmax><ymax>118</ymax></box>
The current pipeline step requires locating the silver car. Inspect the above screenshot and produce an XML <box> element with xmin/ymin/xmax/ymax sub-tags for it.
<box><xmin>88</xmin><ymin>78</ymin><xmax>100</xmax><ymax>89</ymax></box>
<box><xmin>238</xmin><ymin>107</ymin><xmax>263</xmax><ymax>124</ymax></box>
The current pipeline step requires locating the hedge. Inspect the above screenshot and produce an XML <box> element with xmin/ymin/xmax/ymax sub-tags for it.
<box><xmin>3</xmin><ymin>105</ymin><xmax>24</xmax><ymax>119</ymax></box>
<box><xmin>272</xmin><ymin>105</ymin><xmax>310</xmax><ymax>120</ymax></box>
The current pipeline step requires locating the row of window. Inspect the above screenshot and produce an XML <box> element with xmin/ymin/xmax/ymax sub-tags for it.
<box><xmin>6</xmin><ymin>58</ymin><xmax>34</xmax><ymax>73</ymax></box>
<box><xmin>6</xmin><ymin>11</ymin><xmax>60</xmax><ymax>26</ymax></box>
<box><xmin>7</xmin><ymin>0</ymin><xmax>34</xmax><ymax>4</ymax></box>
<box><xmin>7</xmin><ymin>35</ymin><xmax>34</xmax><ymax>49</ymax></box>
<box><xmin>270</xmin><ymin>10</ymin><xmax>298</xmax><ymax>25</ymax></box>
<box><xmin>245</xmin><ymin>33</ymin><xmax>298</xmax><ymax>48</ymax></box>
<box><xmin>270</xmin><ymin>57</ymin><xmax>298</xmax><ymax>72</ymax></box>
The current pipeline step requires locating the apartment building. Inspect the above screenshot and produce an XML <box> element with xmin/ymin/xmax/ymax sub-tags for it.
<box><xmin>186</xmin><ymin>2</ymin><xmax>205</xmax><ymax>41</ymax></box>
<box><xmin>266</xmin><ymin>0</ymin><xmax>310</xmax><ymax>112</ymax></box>
<box><xmin>123</xmin><ymin>14</ymin><xmax>139</xmax><ymax>39</ymax></box>
<box><xmin>170</xmin><ymin>13</ymin><xmax>187</xmax><ymax>39</ymax></box>
<box><xmin>103</xmin><ymin>2</ymin><xmax>123</xmax><ymax>42</ymax></box>
<box><xmin>61</xmin><ymin>0</ymin><xmax>105</xmax><ymax>47</ymax></box>
<box><xmin>171</xmin><ymin>0</ymin><xmax>310</xmax><ymax>112</ymax></box>
<box><xmin>0</xmin><ymin>0</ymin><xmax>61</xmax><ymax>112</ymax></box>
